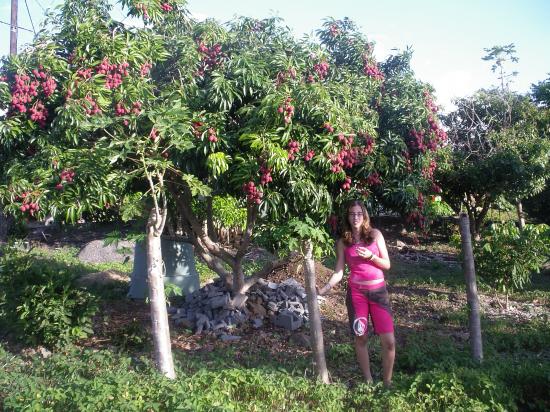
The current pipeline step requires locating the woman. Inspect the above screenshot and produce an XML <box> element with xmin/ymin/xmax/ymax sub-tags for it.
<box><xmin>318</xmin><ymin>200</ymin><xmax>395</xmax><ymax>387</ymax></box>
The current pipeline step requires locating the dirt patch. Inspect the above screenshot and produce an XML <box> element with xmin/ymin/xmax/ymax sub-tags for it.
<box><xmin>75</xmin><ymin>270</ymin><xmax>130</xmax><ymax>288</ymax></box>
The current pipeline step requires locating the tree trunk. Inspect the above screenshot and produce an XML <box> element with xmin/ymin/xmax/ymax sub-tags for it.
<box><xmin>516</xmin><ymin>200</ymin><xmax>525</xmax><ymax>230</ymax></box>
<box><xmin>459</xmin><ymin>213</ymin><xmax>483</xmax><ymax>363</ymax></box>
<box><xmin>303</xmin><ymin>240</ymin><xmax>330</xmax><ymax>384</ymax></box>
<box><xmin>0</xmin><ymin>212</ymin><xmax>8</xmax><ymax>243</ymax></box>
<box><xmin>146</xmin><ymin>208</ymin><xmax>176</xmax><ymax>379</ymax></box>
<box><xmin>206</xmin><ymin>197</ymin><xmax>218</xmax><ymax>242</ymax></box>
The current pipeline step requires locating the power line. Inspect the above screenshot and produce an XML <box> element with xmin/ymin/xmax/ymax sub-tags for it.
<box><xmin>33</xmin><ymin>0</ymin><xmax>46</xmax><ymax>13</ymax></box>
<box><xmin>24</xmin><ymin>0</ymin><xmax>37</xmax><ymax>34</ymax></box>
<box><xmin>0</xmin><ymin>19</ymin><xmax>34</xmax><ymax>33</ymax></box>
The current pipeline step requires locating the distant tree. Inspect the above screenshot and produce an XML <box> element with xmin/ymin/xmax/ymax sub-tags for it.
<box><xmin>523</xmin><ymin>76</ymin><xmax>550</xmax><ymax>224</ymax></box>
<box><xmin>438</xmin><ymin>45</ymin><xmax>550</xmax><ymax>237</ymax></box>
<box><xmin>532</xmin><ymin>74</ymin><xmax>550</xmax><ymax>108</ymax></box>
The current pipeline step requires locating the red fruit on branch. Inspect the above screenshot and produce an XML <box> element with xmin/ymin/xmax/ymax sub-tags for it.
<box><xmin>161</xmin><ymin>2</ymin><xmax>173</xmax><ymax>12</ymax></box>
<box><xmin>323</xmin><ymin>122</ymin><xmax>334</xmax><ymax>133</ymax></box>
<box><xmin>287</xmin><ymin>140</ymin><xmax>300</xmax><ymax>159</ymax></box>
<box><xmin>243</xmin><ymin>181</ymin><xmax>263</xmax><ymax>204</ymax></box>
<box><xmin>366</xmin><ymin>172</ymin><xmax>382</xmax><ymax>186</ymax></box>
<box><xmin>259</xmin><ymin>164</ymin><xmax>273</xmax><ymax>185</ymax></box>
<box><xmin>150</xmin><ymin>128</ymin><xmax>159</xmax><ymax>142</ymax></box>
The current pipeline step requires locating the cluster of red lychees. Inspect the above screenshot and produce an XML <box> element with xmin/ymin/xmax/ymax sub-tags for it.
<box><xmin>10</xmin><ymin>69</ymin><xmax>57</xmax><ymax>127</ymax></box>
<box><xmin>277</xmin><ymin>97</ymin><xmax>294</xmax><ymax>125</ymax></box>
<box><xmin>242</xmin><ymin>181</ymin><xmax>263</xmax><ymax>205</ymax></box>
<box><xmin>287</xmin><ymin>140</ymin><xmax>300</xmax><ymax>160</ymax></box>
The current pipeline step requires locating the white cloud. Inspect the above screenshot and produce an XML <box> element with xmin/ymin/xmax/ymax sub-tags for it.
<box><xmin>429</xmin><ymin>69</ymin><xmax>479</xmax><ymax>112</ymax></box>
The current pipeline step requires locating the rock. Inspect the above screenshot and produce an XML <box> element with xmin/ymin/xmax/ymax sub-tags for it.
<box><xmin>227</xmin><ymin>293</ymin><xmax>248</xmax><ymax>309</ymax></box>
<box><xmin>251</xmin><ymin>318</ymin><xmax>264</xmax><ymax>329</ymax></box>
<box><xmin>175</xmin><ymin>318</ymin><xmax>194</xmax><ymax>329</ymax></box>
<box><xmin>289</xmin><ymin>332</ymin><xmax>311</xmax><ymax>348</ymax></box>
<box><xmin>37</xmin><ymin>346</ymin><xmax>52</xmax><ymax>359</ymax></box>
<box><xmin>273</xmin><ymin>309</ymin><xmax>303</xmax><ymax>331</ymax></box>
<box><xmin>248</xmin><ymin>301</ymin><xmax>267</xmax><ymax>318</ymax></box>
<box><xmin>77</xmin><ymin>239</ymin><xmax>135</xmax><ymax>264</ymax></box>
<box><xmin>396</xmin><ymin>240</ymin><xmax>407</xmax><ymax>250</ymax></box>
<box><xmin>208</xmin><ymin>294</ymin><xmax>230</xmax><ymax>309</ymax></box>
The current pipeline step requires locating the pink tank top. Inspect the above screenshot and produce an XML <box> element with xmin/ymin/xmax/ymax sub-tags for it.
<box><xmin>344</xmin><ymin>241</ymin><xmax>384</xmax><ymax>283</ymax></box>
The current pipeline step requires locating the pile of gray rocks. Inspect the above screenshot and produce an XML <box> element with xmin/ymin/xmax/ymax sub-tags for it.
<box><xmin>169</xmin><ymin>277</ymin><xmax>310</xmax><ymax>340</ymax></box>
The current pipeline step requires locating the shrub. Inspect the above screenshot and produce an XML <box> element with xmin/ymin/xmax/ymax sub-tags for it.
<box><xmin>475</xmin><ymin>222</ymin><xmax>550</xmax><ymax>304</ymax></box>
<box><xmin>212</xmin><ymin>195</ymin><xmax>247</xmax><ymax>230</ymax></box>
<box><xmin>0</xmin><ymin>246</ymin><xmax>98</xmax><ymax>347</ymax></box>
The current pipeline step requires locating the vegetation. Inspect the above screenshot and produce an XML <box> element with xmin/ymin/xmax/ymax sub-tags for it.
<box><xmin>0</xmin><ymin>0</ymin><xmax>446</xmax><ymax>295</ymax></box>
<box><xmin>475</xmin><ymin>222</ymin><xmax>550</xmax><ymax>307</ymax></box>
<box><xmin>0</xmin><ymin>242</ymin><xmax>549</xmax><ymax>410</ymax></box>
<box><xmin>0</xmin><ymin>0</ymin><xmax>549</xmax><ymax>409</ymax></box>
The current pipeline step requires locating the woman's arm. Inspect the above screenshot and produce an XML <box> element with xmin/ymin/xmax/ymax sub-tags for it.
<box><xmin>318</xmin><ymin>239</ymin><xmax>345</xmax><ymax>295</ymax></box>
<box><xmin>370</xmin><ymin>229</ymin><xmax>391</xmax><ymax>270</ymax></box>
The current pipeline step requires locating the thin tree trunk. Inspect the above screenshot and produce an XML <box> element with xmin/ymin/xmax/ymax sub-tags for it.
<box><xmin>206</xmin><ymin>197</ymin><xmax>218</xmax><ymax>242</ymax></box>
<box><xmin>146</xmin><ymin>208</ymin><xmax>176</xmax><ymax>379</ymax></box>
<box><xmin>516</xmin><ymin>200</ymin><xmax>525</xmax><ymax>230</ymax></box>
<box><xmin>0</xmin><ymin>212</ymin><xmax>8</xmax><ymax>242</ymax></box>
<box><xmin>459</xmin><ymin>213</ymin><xmax>483</xmax><ymax>363</ymax></box>
<box><xmin>303</xmin><ymin>240</ymin><xmax>330</xmax><ymax>384</ymax></box>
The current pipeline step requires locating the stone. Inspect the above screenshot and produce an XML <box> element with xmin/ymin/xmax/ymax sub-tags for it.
<box><xmin>78</xmin><ymin>239</ymin><xmax>135</xmax><ymax>264</ymax></box>
<box><xmin>175</xmin><ymin>318</ymin><xmax>194</xmax><ymax>329</ymax></box>
<box><xmin>396</xmin><ymin>240</ymin><xmax>407</xmax><ymax>250</ymax></box>
<box><xmin>212</xmin><ymin>321</ymin><xmax>227</xmax><ymax>330</ymax></box>
<box><xmin>289</xmin><ymin>332</ymin><xmax>311</xmax><ymax>348</ymax></box>
<box><xmin>37</xmin><ymin>346</ymin><xmax>52</xmax><ymax>359</ymax></box>
<box><xmin>267</xmin><ymin>301</ymin><xmax>278</xmax><ymax>312</ymax></box>
<box><xmin>248</xmin><ymin>302</ymin><xmax>267</xmax><ymax>318</ymax></box>
<box><xmin>251</xmin><ymin>318</ymin><xmax>264</xmax><ymax>329</ymax></box>
<box><xmin>227</xmin><ymin>293</ymin><xmax>248</xmax><ymax>309</ymax></box>
<box><xmin>273</xmin><ymin>309</ymin><xmax>303</xmax><ymax>331</ymax></box>
<box><xmin>209</xmin><ymin>294</ymin><xmax>229</xmax><ymax>309</ymax></box>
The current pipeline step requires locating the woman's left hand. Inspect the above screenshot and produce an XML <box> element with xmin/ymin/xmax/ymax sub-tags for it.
<box><xmin>357</xmin><ymin>247</ymin><xmax>373</xmax><ymax>260</ymax></box>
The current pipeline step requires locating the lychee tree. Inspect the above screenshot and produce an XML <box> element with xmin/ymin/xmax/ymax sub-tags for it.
<box><xmin>0</xmin><ymin>0</ymin><xmax>446</xmax><ymax>289</ymax></box>
<box><xmin>0</xmin><ymin>0</ymin><xmax>446</xmax><ymax>318</ymax></box>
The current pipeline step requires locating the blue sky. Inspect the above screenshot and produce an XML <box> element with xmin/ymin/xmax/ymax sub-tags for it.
<box><xmin>2</xmin><ymin>0</ymin><xmax>549</xmax><ymax>111</ymax></box>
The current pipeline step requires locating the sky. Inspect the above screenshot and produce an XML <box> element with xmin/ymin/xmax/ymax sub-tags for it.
<box><xmin>2</xmin><ymin>0</ymin><xmax>549</xmax><ymax>112</ymax></box>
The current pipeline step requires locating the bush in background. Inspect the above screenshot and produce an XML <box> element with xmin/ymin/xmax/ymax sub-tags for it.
<box><xmin>0</xmin><ymin>245</ymin><xmax>98</xmax><ymax>347</ymax></box>
<box><xmin>475</xmin><ymin>222</ymin><xmax>550</xmax><ymax>307</ymax></box>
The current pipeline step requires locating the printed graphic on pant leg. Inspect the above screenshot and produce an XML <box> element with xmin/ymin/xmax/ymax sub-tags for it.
<box><xmin>353</xmin><ymin>317</ymin><xmax>368</xmax><ymax>336</ymax></box>
<box><xmin>347</xmin><ymin>286</ymin><xmax>371</xmax><ymax>336</ymax></box>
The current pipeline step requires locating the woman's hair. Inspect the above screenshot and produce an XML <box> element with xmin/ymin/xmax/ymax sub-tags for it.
<box><xmin>341</xmin><ymin>200</ymin><xmax>375</xmax><ymax>245</ymax></box>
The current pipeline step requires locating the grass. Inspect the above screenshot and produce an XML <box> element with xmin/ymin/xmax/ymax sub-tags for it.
<box><xmin>1</xmin><ymin>243</ymin><xmax>550</xmax><ymax>411</ymax></box>
<box><xmin>29</xmin><ymin>244</ymin><xmax>133</xmax><ymax>277</ymax></box>
<box><xmin>389</xmin><ymin>257</ymin><xmax>464</xmax><ymax>290</ymax></box>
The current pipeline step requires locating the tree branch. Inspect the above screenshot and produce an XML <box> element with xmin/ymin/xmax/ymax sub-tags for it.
<box><xmin>234</xmin><ymin>204</ymin><xmax>258</xmax><ymax>262</ymax></box>
<box><xmin>242</xmin><ymin>258</ymin><xmax>287</xmax><ymax>293</ymax></box>
<box><xmin>167</xmin><ymin>179</ymin><xmax>235</xmax><ymax>265</ymax></box>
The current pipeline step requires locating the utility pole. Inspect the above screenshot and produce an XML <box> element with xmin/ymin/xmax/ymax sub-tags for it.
<box><xmin>10</xmin><ymin>0</ymin><xmax>18</xmax><ymax>55</ymax></box>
